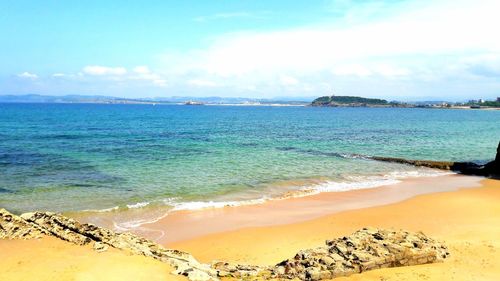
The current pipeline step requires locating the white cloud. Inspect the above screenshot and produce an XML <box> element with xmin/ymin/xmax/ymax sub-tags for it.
<box><xmin>48</xmin><ymin>65</ymin><xmax>167</xmax><ymax>87</ymax></box>
<box><xmin>332</xmin><ymin>64</ymin><xmax>372</xmax><ymax>77</ymax></box>
<box><xmin>153</xmin><ymin>79</ymin><xmax>167</xmax><ymax>87</ymax></box>
<box><xmin>161</xmin><ymin>0</ymin><xmax>500</xmax><ymax>83</ymax></box>
<box><xmin>18</xmin><ymin>72</ymin><xmax>38</xmax><ymax>79</ymax></box>
<box><xmin>131</xmin><ymin>66</ymin><xmax>166</xmax><ymax>85</ymax></box>
<box><xmin>83</xmin><ymin>65</ymin><xmax>127</xmax><ymax>76</ymax></box>
<box><xmin>188</xmin><ymin>79</ymin><xmax>219</xmax><ymax>87</ymax></box>
<box><xmin>133</xmin><ymin>66</ymin><xmax>151</xmax><ymax>74</ymax></box>
<box><xmin>16</xmin><ymin>0</ymin><xmax>500</xmax><ymax>99</ymax></box>
<box><xmin>280</xmin><ymin>75</ymin><xmax>299</xmax><ymax>86</ymax></box>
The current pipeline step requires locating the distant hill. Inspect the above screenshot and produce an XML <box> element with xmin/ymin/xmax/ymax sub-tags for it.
<box><xmin>0</xmin><ymin>94</ymin><xmax>152</xmax><ymax>104</ymax></box>
<box><xmin>0</xmin><ymin>94</ymin><xmax>311</xmax><ymax>105</ymax></box>
<box><xmin>311</xmin><ymin>95</ymin><xmax>389</xmax><ymax>107</ymax></box>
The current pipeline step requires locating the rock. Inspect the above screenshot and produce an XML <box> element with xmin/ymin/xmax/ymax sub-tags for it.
<box><xmin>271</xmin><ymin>228</ymin><xmax>448</xmax><ymax>280</ymax></box>
<box><xmin>483</xmin><ymin>141</ymin><xmax>500</xmax><ymax>178</ymax></box>
<box><xmin>3</xmin><ymin>210</ymin><xmax>217</xmax><ymax>281</ymax></box>
<box><xmin>20</xmin><ymin>212</ymin><xmax>92</xmax><ymax>245</ymax></box>
<box><xmin>371</xmin><ymin>141</ymin><xmax>500</xmax><ymax>178</ymax></box>
<box><xmin>0</xmin><ymin>209</ymin><xmax>49</xmax><ymax>239</ymax></box>
<box><xmin>1</xmin><ymin>209</ymin><xmax>450</xmax><ymax>281</ymax></box>
<box><xmin>93</xmin><ymin>241</ymin><xmax>109</xmax><ymax>252</ymax></box>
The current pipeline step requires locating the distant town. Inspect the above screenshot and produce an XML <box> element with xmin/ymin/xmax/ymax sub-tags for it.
<box><xmin>311</xmin><ymin>95</ymin><xmax>500</xmax><ymax>109</ymax></box>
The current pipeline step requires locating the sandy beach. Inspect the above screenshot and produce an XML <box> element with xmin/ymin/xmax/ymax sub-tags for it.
<box><xmin>1</xmin><ymin>175</ymin><xmax>499</xmax><ymax>280</ymax></box>
<box><xmin>0</xmin><ymin>236</ymin><xmax>183</xmax><ymax>281</ymax></box>
<box><xmin>172</xmin><ymin>178</ymin><xmax>500</xmax><ymax>280</ymax></box>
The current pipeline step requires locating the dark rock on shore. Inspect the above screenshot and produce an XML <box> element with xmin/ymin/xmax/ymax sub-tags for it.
<box><xmin>371</xmin><ymin>141</ymin><xmax>500</xmax><ymax>178</ymax></box>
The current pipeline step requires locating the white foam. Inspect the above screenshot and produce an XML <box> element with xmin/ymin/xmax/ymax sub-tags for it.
<box><xmin>96</xmin><ymin>167</ymin><xmax>454</xmax><ymax>229</ymax></box>
<box><xmin>113</xmin><ymin>211</ymin><xmax>170</xmax><ymax>230</ymax></box>
<box><xmin>82</xmin><ymin>206</ymin><xmax>119</xmax><ymax>213</ymax></box>
<box><xmin>120</xmin><ymin>168</ymin><xmax>453</xmax><ymax>213</ymax></box>
<box><xmin>170</xmin><ymin>197</ymin><xmax>268</xmax><ymax>211</ymax></box>
<box><xmin>304</xmin><ymin>178</ymin><xmax>402</xmax><ymax>194</ymax></box>
<box><xmin>384</xmin><ymin>169</ymin><xmax>454</xmax><ymax>179</ymax></box>
<box><xmin>126</xmin><ymin>201</ymin><xmax>150</xmax><ymax>209</ymax></box>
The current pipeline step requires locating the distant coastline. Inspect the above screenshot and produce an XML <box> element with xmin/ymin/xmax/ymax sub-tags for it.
<box><xmin>2</xmin><ymin>94</ymin><xmax>500</xmax><ymax>109</ymax></box>
<box><xmin>0</xmin><ymin>94</ymin><xmax>311</xmax><ymax>106</ymax></box>
<box><xmin>310</xmin><ymin>95</ymin><xmax>500</xmax><ymax>110</ymax></box>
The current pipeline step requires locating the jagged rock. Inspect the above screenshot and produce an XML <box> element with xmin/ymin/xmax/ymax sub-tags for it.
<box><xmin>272</xmin><ymin>228</ymin><xmax>448</xmax><ymax>280</ymax></box>
<box><xmin>2</xmin><ymin>209</ymin><xmax>449</xmax><ymax>281</ymax></box>
<box><xmin>212</xmin><ymin>261</ymin><xmax>270</xmax><ymax>279</ymax></box>
<box><xmin>93</xmin><ymin>241</ymin><xmax>109</xmax><ymax>252</ymax></box>
<box><xmin>209</xmin><ymin>228</ymin><xmax>448</xmax><ymax>280</ymax></box>
<box><xmin>20</xmin><ymin>212</ymin><xmax>92</xmax><ymax>245</ymax></box>
<box><xmin>0</xmin><ymin>208</ymin><xmax>49</xmax><ymax>239</ymax></box>
<box><xmin>7</xmin><ymin>211</ymin><xmax>217</xmax><ymax>281</ymax></box>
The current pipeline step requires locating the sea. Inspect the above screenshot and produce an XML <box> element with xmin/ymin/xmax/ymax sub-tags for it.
<box><xmin>1</xmin><ymin>103</ymin><xmax>499</xmax><ymax>215</ymax></box>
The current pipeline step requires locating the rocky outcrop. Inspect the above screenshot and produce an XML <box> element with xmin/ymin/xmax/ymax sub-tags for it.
<box><xmin>210</xmin><ymin>228</ymin><xmax>449</xmax><ymax>280</ymax></box>
<box><xmin>1</xmin><ymin>209</ymin><xmax>449</xmax><ymax>281</ymax></box>
<box><xmin>370</xmin><ymin>141</ymin><xmax>500</xmax><ymax>178</ymax></box>
<box><xmin>370</xmin><ymin>156</ymin><xmax>456</xmax><ymax>170</ymax></box>
<box><xmin>1</xmin><ymin>209</ymin><xmax>216</xmax><ymax>281</ymax></box>
<box><xmin>0</xmin><ymin>208</ymin><xmax>49</xmax><ymax>239</ymax></box>
<box><xmin>272</xmin><ymin>228</ymin><xmax>448</xmax><ymax>280</ymax></box>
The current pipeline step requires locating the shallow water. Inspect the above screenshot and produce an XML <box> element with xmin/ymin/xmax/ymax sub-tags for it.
<box><xmin>0</xmin><ymin>103</ymin><xmax>498</xmax><ymax>213</ymax></box>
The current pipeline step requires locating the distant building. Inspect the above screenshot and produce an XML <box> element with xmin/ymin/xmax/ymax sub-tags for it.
<box><xmin>479</xmin><ymin>99</ymin><xmax>485</xmax><ymax>103</ymax></box>
<box><xmin>497</xmin><ymin>97</ymin><xmax>500</xmax><ymax>102</ymax></box>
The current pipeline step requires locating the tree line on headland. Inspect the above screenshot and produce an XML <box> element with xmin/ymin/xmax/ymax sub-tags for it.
<box><xmin>311</xmin><ymin>95</ymin><xmax>500</xmax><ymax>108</ymax></box>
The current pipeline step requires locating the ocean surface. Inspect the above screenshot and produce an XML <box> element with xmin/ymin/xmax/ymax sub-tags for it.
<box><xmin>1</xmin><ymin>103</ymin><xmax>499</xmax><ymax>214</ymax></box>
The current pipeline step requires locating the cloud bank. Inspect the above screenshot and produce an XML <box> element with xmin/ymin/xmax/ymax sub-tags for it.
<box><xmin>10</xmin><ymin>0</ymin><xmax>500</xmax><ymax>100</ymax></box>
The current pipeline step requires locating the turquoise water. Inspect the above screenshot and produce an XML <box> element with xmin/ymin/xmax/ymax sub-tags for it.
<box><xmin>0</xmin><ymin>103</ymin><xmax>499</xmax><ymax>213</ymax></box>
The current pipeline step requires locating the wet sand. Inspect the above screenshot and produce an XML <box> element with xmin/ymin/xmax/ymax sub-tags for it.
<box><xmin>76</xmin><ymin>174</ymin><xmax>482</xmax><ymax>244</ymax></box>
<box><xmin>2</xmin><ymin>175</ymin><xmax>497</xmax><ymax>281</ymax></box>
<box><xmin>172</xmin><ymin>178</ymin><xmax>500</xmax><ymax>280</ymax></box>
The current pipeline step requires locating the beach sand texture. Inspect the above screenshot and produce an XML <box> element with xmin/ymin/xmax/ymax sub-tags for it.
<box><xmin>0</xmin><ymin>178</ymin><xmax>499</xmax><ymax>281</ymax></box>
<box><xmin>0</xmin><ymin>236</ymin><xmax>183</xmax><ymax>281</ymax></box>
<box><xmin>172</xmin><ymin>178</ymin><xmax>500</xmax><ymax>280</ymax></box>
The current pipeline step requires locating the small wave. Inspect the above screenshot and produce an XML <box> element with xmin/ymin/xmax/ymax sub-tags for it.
<box><xmin>89</xmin><ymin>168</ymin><xmax>453</xmax><ymax>229</ymax></box>
<box><xmin>82</xmin><ymin>206</ymin><xmax>119</xmax><ymax>213</ymax></box>
<box><xmin>126</xmin><ymin>201</ymin><xmax>150</xmax><ymax>209</ymax></box>
<box><xmin>170</xmin><ymin>197</ymin><xmax>269</xmax><ymax>211</ymax></box>
<box><xmin>113</xmin><ymin>211</ymin><xmax>170</xmax><ymax>231</ymax></box>
<box><xmin>384</xmin><ymin>169</ymin><xmax>454</xmax><ymax>179</ymax></box>
<box><xmin>303</xmin><ymin>178</ymin><xmax>401</xmax><ymax>194</ymax></box>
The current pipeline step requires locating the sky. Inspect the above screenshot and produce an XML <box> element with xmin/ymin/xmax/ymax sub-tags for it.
<box><xmin>1</xmin><ymin>0</ymin><xmax>500</xmax><ymax>101</ymax></box>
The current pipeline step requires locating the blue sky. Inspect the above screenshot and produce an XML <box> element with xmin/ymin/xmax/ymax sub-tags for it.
<box><xmin>2</xmin><ymin>0</ymin><xmax>500</xmax><ymax>100</ymax></box>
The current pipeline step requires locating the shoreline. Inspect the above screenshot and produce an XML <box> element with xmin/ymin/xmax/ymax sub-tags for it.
<box><xmin>71</xmin><ymin>173</ymin><xmax>481</xmax><ymax>244</ymax></box>
<box><xmin>1</xmin><ymin>174</ymin><xmax>498</xmax><ymax>280</ymax></box>
<box><xmin>171</xmin><ymin>178</ymin><xmax>500</xmax><ymax>280</ymax></box>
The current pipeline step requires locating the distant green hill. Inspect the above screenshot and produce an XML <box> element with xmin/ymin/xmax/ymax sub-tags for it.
<box><xmin>311</xmin><ymin>95</ymin><xmax>389</xmax><ymax>106</ymax></box>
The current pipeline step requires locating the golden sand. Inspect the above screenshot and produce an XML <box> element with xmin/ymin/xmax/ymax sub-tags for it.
<box><xmin>1</xmin><ymin>177</ymin><xmax>498</xmax><ymax>280</ymax></box>
<box><xmin>0</xmin><ymin>236</ymin><xmax>184</xmax><ymax>281</ymax></box>
<box><xmin>172</xmin><ymin>179</ymin><xmax>500</xmax><ymax>280</ymax></box>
